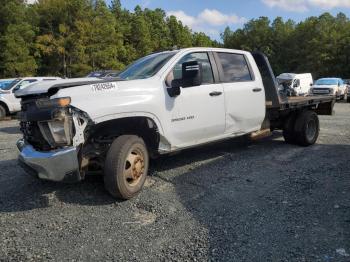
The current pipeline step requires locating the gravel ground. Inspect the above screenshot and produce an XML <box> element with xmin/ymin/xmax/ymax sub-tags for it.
<box><xmin>0</xmin><ymin>103</ymin><xmax>349</xmax><ymax>262</ymax></box>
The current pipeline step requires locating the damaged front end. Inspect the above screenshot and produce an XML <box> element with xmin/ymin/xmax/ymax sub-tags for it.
<box><xmin>17</xmin><ymin>96</ymin><xmax>90</xmax><ymax>182</ymax></box>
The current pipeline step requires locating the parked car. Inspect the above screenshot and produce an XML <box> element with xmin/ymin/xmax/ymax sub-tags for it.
<box><xmin>16</xmin><ymin>48</ymin><xmax>335</xmax><ymax>199</ymax></box>
<box><xmin>343</xmin><ymin>79</ymin><xmax>350</xmax><ymax>102</ymax></box>
<box><xmin>0</xmin><ymin>77</ymin><xmax>61</xmax><ymax>119</ymax></box>
<box><xmin>86</xmin><ymin>70</ymin><xmax>120</xmax><ymax>78</ymax></box>
<box><xmin>0</xmin><ymin>79</ymin><xmax>16</xmax><ymax>90</ymax></box>
<box><xmin>277</xmin><ymin>73</ymin><xmax>313</xmax><ymax>96</ymax></box>
<box><xmin>310</xmin><ymin>78</ymin><xmax>347</xmax><ymax>100</ymax></box>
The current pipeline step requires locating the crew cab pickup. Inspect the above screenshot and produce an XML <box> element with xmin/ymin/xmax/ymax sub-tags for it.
<box><xmin>15</xmin><ymin>48</ymin><xmax>335</xmax><ymax>199</ymax></box>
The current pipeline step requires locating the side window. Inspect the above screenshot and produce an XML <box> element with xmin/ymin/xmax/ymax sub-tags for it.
<box><xmin>18</xmin><ymin>80</ymin><xmax>37</xmax><ymax>89</ymax></box>
<box><xmin>217</xmin><ymin>53</ymin><xmax>252</xmax><ymax>82</ymax></box>
<box><xmin>294</xmin><ymin>79</ymin><xmax>300</xmax><ymax>87</ymax></box>
<box><xmin>172</xmin><ymin>52</ymin><xmax>214</xmax><ymax>85</ymax></box>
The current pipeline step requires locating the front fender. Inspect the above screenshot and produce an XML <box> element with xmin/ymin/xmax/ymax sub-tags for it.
<box><xmin>93</xmin><ymin>112</ymin><xmax>165</xmax><ymax>137</ymax></box>
<box><xmin>0</xmin><ymin>96</ymin><xmax>13</xmax><ymax>112</ymax></box>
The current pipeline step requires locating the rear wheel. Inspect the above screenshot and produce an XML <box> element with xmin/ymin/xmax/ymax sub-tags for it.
<box><xmin>104</xmin><ymin>135</ymin><xmax>149</xmax><ymax>199</ymax></box>
<box><xmin>345</xmin><ymin>92</ymin><xmax>350</xmax><ymax>103</ymax></box>
<box><xmin>0</xmin><ymin>105</ymin><xmax>6</xmax><ymax>120</ymax></box>
<box><xmin>294</xmin><ymin>111</ymin><xmax>319</xmax><ymax>146</ymax></box>
<box><xmin>283</xmin><ymin>114</ymin><xmax>297</xmax><ymax>144</ymax></box>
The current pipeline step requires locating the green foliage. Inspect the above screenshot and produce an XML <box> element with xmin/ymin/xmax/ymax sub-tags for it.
<box><xmin>0</xmin><ymin>0</ymin><xmax>37</xmax><ymax>77</ymax></box>
<box><xmin>0</xmin><ymin>1</ymin><xmax>217</xmax><ymax>78</ymax></box>
<box><xmin>2</xmin><ymin>2</ymin><xmax>349</xmax><ymax>79</ymax></box>
<box><xmin>222</xmin><ymin>13</ymin><xmax>350</xmax><ymax>78</ymax></box>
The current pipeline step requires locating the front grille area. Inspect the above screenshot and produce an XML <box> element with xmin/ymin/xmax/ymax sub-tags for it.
<box><xmin>312</xmin><ymin>88</ymin><xmax>331</xmax><ymax>94</ymax></box>
<box><xmin>20</xmin><ymin>121</ymin><xmax>52</xmax><ymax>151</ymax></box>
<box><xmin>19</xmin><ymin>96</ymin><xmax>73</xmax><ymax>151</ymax></box>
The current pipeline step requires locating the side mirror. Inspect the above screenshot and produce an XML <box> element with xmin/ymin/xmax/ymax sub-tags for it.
<box><xmin>166</xmin><ymin>61</ymin><xmax>203</xmax><ymax>98</ymax></box>
<box><xmin>167</xmin><ymin>79</ymin><xmax>181</xmax><ymax>97</ymax></box>
<box><xmin>310</xmin><ymin>83</ymin><xmax>313</xmax><ymax>86</ymax></box>
<box><xmin>182</xmin><ymin>61</ymin><xmax>202</xmax><ymax>88</ymax></box>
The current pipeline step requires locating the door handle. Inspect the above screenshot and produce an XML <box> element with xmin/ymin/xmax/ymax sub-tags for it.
<box><xmin>209</xmin><ymin>91</ymin><xmax>222</xmax><ymax>96</ymax></box>
<box><xmin>252</xmin><ymin>88</ymin><xmax>262</xmax><ymax>92</ymax></box>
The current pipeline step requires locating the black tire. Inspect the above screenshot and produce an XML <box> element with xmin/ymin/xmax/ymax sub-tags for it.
<box><xmin>283</xmin><ymin>114</ymin><xmax>297</xmax><ymax>144</ymax></box>
<box><xmin>104</xmin><ymin>135</ymin><xmax>149</xmax><ymax>199</ymax></box>
<box><xmin>294</xmin><ymin>111</ymin><xmax>319</xmax><ymax>146</ymax></box>
<box><xmin>347</xmin><ymin>96</ymin><xmax>350</xmax><ymax>103</ymax></box>
<box><xmin>0</xmin><ymin>105</ymin><xmax>6</xmax><ymax>120</ymax></box>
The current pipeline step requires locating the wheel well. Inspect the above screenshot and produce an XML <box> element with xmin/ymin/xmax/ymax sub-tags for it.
<box><xmin>88</xmin><ymin>117</ymin><xmax>160</xmax><ymax>156</ymax></box>
<box><xmin>0</xmin><ymin>101</ymin><xmax>9</xmax><ymax>115</ymax></box>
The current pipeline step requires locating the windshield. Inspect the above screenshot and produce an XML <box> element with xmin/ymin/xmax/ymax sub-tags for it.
<box><xmin>118</xmin><ymin>51</ymin><xmax>178</xmax><ymax>80</ymax></box>
<box><xmin>87</xmin><ymin>72</ymin><xmax>104</xmax><ymax>77</ymax></box>
<box><xmin>1</xmin><ymin>79</ymin><xmax>21</xmax><ymax>90</ymax></box>
<box><xmin>315</xmin><ymin>79</ymin><xmax>338</xmax><ymax>85</ymax></box>
<box><xmin>0</xmin><ymin>80</ymin><xmax>16</xmax><ymax>90</ymax></box>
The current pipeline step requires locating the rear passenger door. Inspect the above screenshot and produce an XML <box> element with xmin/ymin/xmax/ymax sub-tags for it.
<box><xmin>214</xmin><ymin>52</ymin><xmax>265</xmax><ymax>134</ymax></box>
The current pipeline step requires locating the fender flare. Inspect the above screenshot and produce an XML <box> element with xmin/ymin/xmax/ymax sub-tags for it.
<box><xmin>92</xmin><ymin>111</ymin><xmax>166</xmax><ymax>137</ymax></box>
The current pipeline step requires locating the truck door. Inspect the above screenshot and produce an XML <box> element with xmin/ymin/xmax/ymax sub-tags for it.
<box><xmin>165</xmin><ymin>52</ymin><xmax>225</xmax><ymax>146</ymax></box>
<box><xmin>214</xmin><ymin>52</ymin><xmax>265</xmax><ymax>134</ymax></box>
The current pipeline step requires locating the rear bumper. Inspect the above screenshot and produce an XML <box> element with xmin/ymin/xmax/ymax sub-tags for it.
<box><xmin>16</xmin><ymin>139</ymin><xmax>81</xmax><ymax>183</ymax></box>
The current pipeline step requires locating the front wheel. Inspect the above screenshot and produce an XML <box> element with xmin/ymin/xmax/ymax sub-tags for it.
<box><xmin>0</xmin><ymin>105</ymin><xmax>6</xmax><ymax>120</ymax></box>
<box><xmin>104</xmin><ymin>135</ymin><xmax>149</xmax><ymax>199</ymax></box>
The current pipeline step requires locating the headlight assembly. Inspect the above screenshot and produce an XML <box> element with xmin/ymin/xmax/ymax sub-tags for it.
<box><xmin>48</xmin><ymin>120</ymin><xmax>69</xmax><ymax>144</ymax></box>
<box><xmin>38</xmin><ymin>118</ymin><xmax>72</xmax><ymax>147</ymax></box>
<box><xmin>36</xmin><ymin>97</ymin><xmax>71</xmax><ymax>109</ymax></box>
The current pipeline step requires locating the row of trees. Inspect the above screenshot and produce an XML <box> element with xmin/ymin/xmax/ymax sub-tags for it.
<box><xmin>0</xmin><ymin>0</ymin><xmax>216</xmax><ymax>78</ymax></box>
<box><xmin>1</xmin><ymin>1</ymin><xmax>349</xmax><ymax>79</ymax></box>
<box><xmin>222</xmin><ymin>13</ymin><xmax>350</xmax><ymax>78</ymax></box>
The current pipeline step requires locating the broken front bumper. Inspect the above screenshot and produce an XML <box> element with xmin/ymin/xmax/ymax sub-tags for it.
<box><xmin>16</xmin><ymin>139</ymin><xmax>81</xmax><ymax>183</ymax></box>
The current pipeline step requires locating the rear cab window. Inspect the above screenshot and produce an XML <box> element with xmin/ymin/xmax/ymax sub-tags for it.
<box><xmin>215</xmin><ymin>52</ymin><xmax>253</xmax><ymax>82</ymax></box>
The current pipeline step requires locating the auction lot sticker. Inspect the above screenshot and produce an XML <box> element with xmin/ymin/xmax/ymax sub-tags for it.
<box><xmin>91</xmin><ymin>82</ymin><xmax>118</xmax><ymax>92</ymax></box>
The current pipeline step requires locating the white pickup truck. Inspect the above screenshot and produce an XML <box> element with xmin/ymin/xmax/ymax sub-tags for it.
<box><xmin>15</xmin><ymin>48</ymin><xmax>335</xmax><ymax>199</ymax></box>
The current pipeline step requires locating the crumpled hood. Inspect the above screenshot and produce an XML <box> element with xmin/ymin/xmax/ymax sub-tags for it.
<box><xmin>15</xmin><ymin>78</ymin><xmax>109</xmax><ymax>98</ymax></box>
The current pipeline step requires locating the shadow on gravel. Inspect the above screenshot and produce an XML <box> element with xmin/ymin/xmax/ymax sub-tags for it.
<box><xmin>0</xmin><ymin>126</ymin><xmax>21</xmax><ymax>134</ymax></box>
<box><xmin>150</xmin><ymin>135</ymin><xmax>258</xmax><ymax>173</ymax></box>
<box><xmin>171</xmin><ymin>140</ymin><xmax>350</xmax><ymax>261</ymax></box>
<box><xmin>0</xmin><ymin>135</ymin><xmax>258</xmax><ymax>213</ymax></box>
<box><xmin>1</xmin><ymin>135</ymin><xmax>350</xmax><ymax>262</ymax></box>
<box><xmin>0</xmin><ymin>171</ymin><xmax>118</xmax><ymax>213</ymax></box>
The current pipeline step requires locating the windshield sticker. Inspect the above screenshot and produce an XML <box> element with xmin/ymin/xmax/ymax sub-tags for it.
<box><xmin>91</xmin><ymin>82</ymin><xmax>117</xmax><ymax>92</ymax></box>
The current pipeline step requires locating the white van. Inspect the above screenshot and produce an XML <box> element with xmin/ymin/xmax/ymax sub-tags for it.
<box><xmin>0</xmin><ymin>77</ymin><xmax>61</xmax><ymax>119</ymax></box>
<box><xmin>277</xmin><ymin>73</ymin><xmax>313</xmax><ymax>96</ymax></box>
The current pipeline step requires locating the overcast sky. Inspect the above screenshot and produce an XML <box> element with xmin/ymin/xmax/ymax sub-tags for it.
<box><xmin>109</xmin><ymin>0</ymin><xmax>350</xmax><ymax>40</ymax></box>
